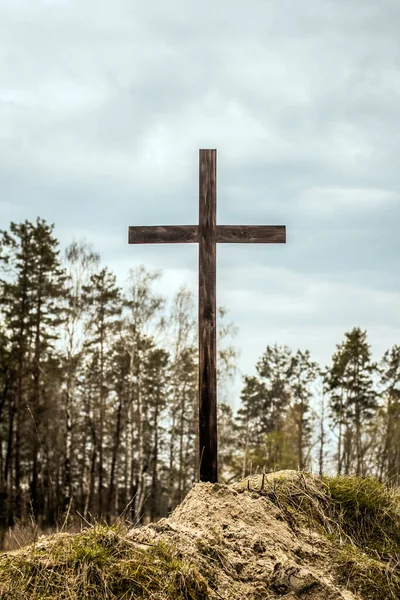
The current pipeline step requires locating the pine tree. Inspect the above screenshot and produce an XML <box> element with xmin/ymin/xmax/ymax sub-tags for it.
<box><xmin>237</xmin><ymin>344</ymin><xmax>293</xmax><ymax>475</ymax></box>
<box><xmin>377</xmin><ymin>345</ymin><xmax>400</xmax><ymax>484</ymax></box>
<box><xmin>287</xmin><ymin>349</ymin><xmax>319</xmax><ymax>470</ymax></box>
<box><xmin>0</xmin><ymin>221</ymin><xmax>36</xmax><ymax>521</ymax></box>
<box><xmin>0</xmin><ymin>219</ymin><xmax>66</xmax><ymax>522</ymax></box>
<box><xmin>28</xmin><ymin>219</ymin><xmax>67</xmax><ymax>519</ymax></box>
<box><xmin>327</xmin><ymin>328</ymin><xmax>378</xmax><ymax>475</ymax></box>
<box><xmin>236</xmin><ymin>375</ymin><xmax>267</xmax><ymax>477</ymax></box>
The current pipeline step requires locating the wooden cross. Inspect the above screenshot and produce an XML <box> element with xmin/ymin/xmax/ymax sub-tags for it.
<box><xmin>128</xmin><ymin>149</ymin><xmax>286</xmax><ymax>483</ymax></box>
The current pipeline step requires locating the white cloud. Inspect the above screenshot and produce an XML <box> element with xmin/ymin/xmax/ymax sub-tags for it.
<box><xmin>297</xmin><ymin>187</ymin><xmax>400</xmax><ymax>216</ymax></box>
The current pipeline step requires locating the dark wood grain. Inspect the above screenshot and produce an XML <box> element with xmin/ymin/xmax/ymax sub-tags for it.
<box><xmin>216</xmin><ymin>225</ymin><xmax>286</xmax><ymax>243</ymax></box>
<box><xmin>128</xmin><ymin>226</ymin><xmax>199</xmax><ymax>244</ymax></box>
<box><xmin>198</xmin><ymin>149</ymin><xmax>218</xmax><ymax>484</ymax></box>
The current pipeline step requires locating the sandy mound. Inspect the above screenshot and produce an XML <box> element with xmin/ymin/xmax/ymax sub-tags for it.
<box><xmin>127</xmin><ymin>471</ymin><xmax>359</xmax><ymax>599</ymax></box>
<box><xmin>2</xmin><ymin>470</ymin><xmax>399</xmax><ymax>599</ymax></box>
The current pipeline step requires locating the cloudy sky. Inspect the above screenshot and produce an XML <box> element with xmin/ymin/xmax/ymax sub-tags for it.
<box><xmin>1</xmin><ymin>0</ymin><xmax>399</xmax><ymax>408</ymax></box>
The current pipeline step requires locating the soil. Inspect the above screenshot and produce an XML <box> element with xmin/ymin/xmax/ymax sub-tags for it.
<box><xmin>127</xmin><ymin>470</ymin><xmax>360</xmax><ymax>600</ymax></box>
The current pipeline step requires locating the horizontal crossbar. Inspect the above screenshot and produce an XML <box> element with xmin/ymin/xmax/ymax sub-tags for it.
<box><xmin>128</xmin><ymin>225</ymin><xmax>286</xmax><ymax>244</ymax></box>
<box><xmin>128</xmin><ymin>226</ymin><xmax>198</xmax><ymax>244</ymax></box>
<box><xmin>216</xmin><ymin>225</ymin><xmax>286</xmax><ymax>243</ymax></box>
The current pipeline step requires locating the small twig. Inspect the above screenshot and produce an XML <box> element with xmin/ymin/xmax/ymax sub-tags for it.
<box><xmin>60</xmin><ymin>497</ymin><xmax>73</xmax><ymax>534</ymax></box>
<box><xmin>76</xmin><ymin>511</ymin><xmax>94</xmax><ymax>529</ymax></box>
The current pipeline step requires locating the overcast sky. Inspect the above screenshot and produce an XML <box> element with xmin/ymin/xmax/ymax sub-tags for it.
<box><xmin>1</xmin><ymin>0</ymin><xmax>399</xmax><ymax>408</ymax></box>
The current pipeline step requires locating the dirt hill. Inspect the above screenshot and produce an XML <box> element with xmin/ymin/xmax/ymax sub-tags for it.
<box><xmin>0</xmin><ymin>470</ymin><xmax>399</xmax><ymax>599</ymax></box>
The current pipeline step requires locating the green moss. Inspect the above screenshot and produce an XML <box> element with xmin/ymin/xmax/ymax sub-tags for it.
<box><xmin>0</xmin><ymin>524</ymin><xmax>210</xmax><ymax>600</ymax></box>
<box><xmin>323</xmin><ymin>476</ymin><xmax>400</xmax><ymax>600</ymax></box>
<box><xmin>335</xmin><ymin>544</ymin><xmax>400</xmax><ymax>600</ymax></box>
<box><xmin>323</xmin><ymin>475</ymin><xmax>400</xmax><ymax>559</ymax></box>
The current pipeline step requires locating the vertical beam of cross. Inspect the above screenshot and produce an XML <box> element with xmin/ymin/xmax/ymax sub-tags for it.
<box><xmin>198</xmin><ymin>149</ymin><xmax>217</xmax><ymax>482</ymax></box>
<box><xmin>128</xmin><ymin>149</ymin><xmax>286</xmax><ymax>484</ymax></box>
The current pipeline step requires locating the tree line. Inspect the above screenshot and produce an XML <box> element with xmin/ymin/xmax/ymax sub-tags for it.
<box><xmin>237</xmin><ymin>337</ymin><xmax>399</xmax><ymax>483</ymax></box>
<box><xmin>0</xmin><ymin>218</ymin><xmax>398</xmax><ymax>544</ymax></box>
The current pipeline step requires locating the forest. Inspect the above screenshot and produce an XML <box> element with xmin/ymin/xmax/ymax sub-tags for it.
<box><xmin>0</xmin><ymin>217</ymin><xmax>399</xmax><ymax>547</ymax></box>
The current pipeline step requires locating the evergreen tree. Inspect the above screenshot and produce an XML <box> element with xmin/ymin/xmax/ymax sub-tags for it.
<box><xmin>0</xmin><ymin>219</ymin><xmax>66</xmax><ymax>522</ymax></box>
<box><xmin>236</xmin><ymin>375</ymin><xmax>267</xmax><ymax>477</ymax></box>
<box><xmin>327</xmin><ymin>328</ymin><xmax>378</xmax><ymax>475</ymax></box>
<box><xmin>0</xmin><ymin>221</ymin><xmax>37</xmax><ymax>521</ymax></box>
<box><xmin>376</xmin><ymin>345</ymin><xmax>400</xmax><ymax>484</ymax></box>
<box><xmin>287</xmin><ymin>349</ymin><xmax>319</xmax><ymax>470</ymax></box>
<box><xmin>28</xmin><ymin>219</ymin><xmax>67</xmax><ymax>519</ymax></box>
<box><xmin>237</xmin><ymin>344</ymin><xmax>293</xmax><ymax>475</ymax></box>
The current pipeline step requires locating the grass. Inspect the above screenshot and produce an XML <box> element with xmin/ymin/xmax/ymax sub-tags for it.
<box><xmin>0</xmin><ymin>522</ymin><xmax>210</xmax><ymax>600</ymax></box>
<box><xmin>326</xmin><ymin>475</ymin><xmax>400</xmax><ymax>600</ymax></box>
<box><xmin>325</xmin><ymin>475</ymin><xmax>400</xmax><ymax>559</ymax></box>
<box><xmin>236</xmin><ymin>471</ymin><xmax>400</xmax><ymax>600</ymax></box>
<box><xmin>335</xmin><ymin>543</ymin><xmax>399</xmax><ymax>600</ymax></box>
